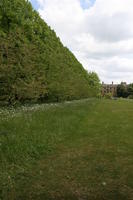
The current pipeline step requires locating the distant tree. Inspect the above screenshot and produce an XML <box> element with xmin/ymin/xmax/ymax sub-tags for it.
<box><xmin>117</xmin><ymin>83</ymin><xmax>128</xmax><ymax>98</ymax></box>
<box><xmin>87</xmin><ymin>72</ymin><xmax>101</xmax><ymax>97</ymax></box>
<box><xmin>127</xmin><ymin>83</ymin><xmax>133</xmax><ymax>96</ymax></box>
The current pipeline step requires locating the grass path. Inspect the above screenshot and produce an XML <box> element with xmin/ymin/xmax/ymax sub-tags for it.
<box><xmin>0</xmin><ymin>99</ymin><xmax>133</xmax><ymax>199</ymax></box>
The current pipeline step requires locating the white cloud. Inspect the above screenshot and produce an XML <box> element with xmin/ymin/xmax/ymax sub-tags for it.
<box><xmin>34</xmin><ymin>0</ymin><xmax>133</xmax><ymax>83</ymax></box>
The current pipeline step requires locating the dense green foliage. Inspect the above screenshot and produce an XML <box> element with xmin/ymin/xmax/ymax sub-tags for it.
<box><xmin>0</xmin><ymin>0</ymin><xmax>100</xmax><ymax>105</ymax></box>
<box><xmin>127</xmin><ymin>83</ymin><xmax>133</xmax><ymax>99</ymax></box>
<box><xmin>117</xmin><ymin>83</ymin><xmax>128</xmax><ymax>98</ymax></box>
<box><xmin>117</xmin><ymin>83</ymin><xmax>133</xmax><ymax>98</ymax></box>
<box><xmin>104</xmin><ymin>92</ymin><xmax>112</xmax><ymax>99</ymax></box>
<box><xmin>0</xmin><ymin>99</ymin><xmax>133</xmax><ymax>199</ymax></box>
<box><xmin>87</xmin><ymin>71</ymin><xmax>101</xmax><ymax>97</ymax></box>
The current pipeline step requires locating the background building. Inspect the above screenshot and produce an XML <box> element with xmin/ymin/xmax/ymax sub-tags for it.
<box><xmin>101</xmin><ymin>82</ymin><xmax>118</xmax><ymax>97</ymax></box>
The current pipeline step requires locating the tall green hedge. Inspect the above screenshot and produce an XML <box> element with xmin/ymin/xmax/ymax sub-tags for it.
<box><xmin>0</xmin><ymin>0</ymin><xmax>100</xmax><ymax>105</ymax></box>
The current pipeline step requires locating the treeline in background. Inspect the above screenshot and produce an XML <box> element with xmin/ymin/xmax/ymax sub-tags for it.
<box><xmin>117</xmin><ymin>83</ymin><xmax>133</xmax><ymax>99</ymax></box>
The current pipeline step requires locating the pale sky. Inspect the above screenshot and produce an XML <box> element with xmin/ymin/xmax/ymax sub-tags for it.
<box><xmin>30</xmin><ymin>0</ymin><xmax>133</xmax><ymax>84</ymax></box>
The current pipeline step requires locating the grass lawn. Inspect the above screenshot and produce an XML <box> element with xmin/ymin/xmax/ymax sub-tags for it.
<box><xmin>0</xmin><ymin>99</ymin><xmax>133</xmax><ymax>200</ymax></box>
